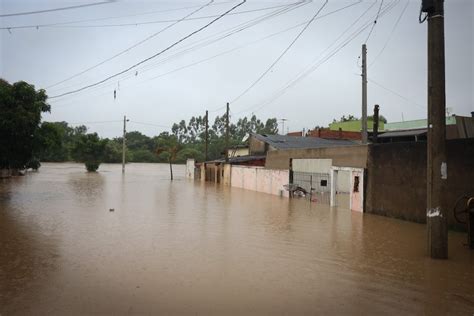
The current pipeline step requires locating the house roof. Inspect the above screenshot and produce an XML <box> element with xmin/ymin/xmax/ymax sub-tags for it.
<box><xmin>210</xmin><ymin>155</ymin><xmax>266</xmax><ymax>164</ymax></box>
<box><xmin>252</xmin><ymin>134</ymin><xmax>357</xmax><ymax>149</ymax></box>
<box><xmin>378</xmin><ymin>128</ymin><xmax>427</xmax><ymax>138</ymax></box>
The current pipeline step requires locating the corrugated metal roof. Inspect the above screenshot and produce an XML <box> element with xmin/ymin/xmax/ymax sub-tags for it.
<box><xmin>378</xmin><ymin>128</ymin><xmax>427</xmax><ymax>138</ymax></box>
<box><xmin>252</xmin><ymin>134</ymin><xmax>356</xmax><ymax>149</ymax></box>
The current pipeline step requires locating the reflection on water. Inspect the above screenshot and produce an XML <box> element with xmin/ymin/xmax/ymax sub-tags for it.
<box><xmin>1</xmin><ymin>163</ymin><xmax>473</xmax><ymax>315</ymax></box>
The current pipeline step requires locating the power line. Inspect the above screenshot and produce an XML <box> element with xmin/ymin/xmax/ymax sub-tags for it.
<box><xmin>46</xmin><ymin>2</ymin><xmax>300</xmax><ymax>89</ymax></box>
<box><xmin>369</xmin><ymin>0</ymin><xmax>408</xmax><ymax>67</ymax></box>
<box><xmin>49</xmin><ymin>0</ymin><xmax>247</xmax><ymax>99</ymax></box>
<box><xmin>2</xmin><ymin>2</ymin><xmax>294</xmax><ymax>30</ymax></box>
<box><xmin>231</xmin><ymin>0</ymin><xmax>329</xmax><ymax>104</ymax></box>
<box><xmin>48</xmin><ymin>1</ymin><xmax>305</xmax><ymax>99</ymax></box>
<box><xmin>1</xmin><ymin>2</ymin><xmax>231</xmax><ymax>29</ymax></box>
<box><xmin>67</xmin><ymin>120</ymin><xmax>123</xmax><ymax>125</ymax></box>
<box><xmin>368</xmin><ymin>77</ymin><xmax>425</xmax><ymax>109</ymax></box>
<box><xmin>129</xmin><ymin>121</ymin><xmax>172</xmax><ymax>129</ymax></box>
<box><xmin>46</xmin><ymin>0</ymin><xmax>215</xmax><ymax>89</ymax></box>
<box><xmin>364</xmin><ymin>0</ymin><xmax>384</xmax><ymax>44</ymax></box>
<box><xmin>0</xmin><ymin>1</ymin><xmax>115</xmax><ymax>18</ymax></box>
<box><xmin>234</xmin><ymin>0</ymin><xmax>399</xmax><ymax>115</ymax></box>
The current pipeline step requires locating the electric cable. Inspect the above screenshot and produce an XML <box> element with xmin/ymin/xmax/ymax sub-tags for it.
<box><xmin>46</xmin><ymin>0</ymin><xmax>215</xmax><ymax>89</ymax></box>
<box><xmin>364</xmin><ymin>0</ymin><xmax>384</xmax><ymax>44</ymax></box>
<box><xmin>234</xmin><ymin>0</ymin><xmax>398</xmax><ymax>115</ymax></box>
<box><xmin>48</xmin><ymin>1</ymin><xmax>306</xmax><ymax>98</ymax></box>
<box><xmin>368</xmin><ymin>78</ymin><xmax>425</xmax><ymax>109</ymax></box>
<box><xmin>230</xmin><ymin>0</ymin><xmax>329</xmax><ymax>104</ymax></box>
<box><xmin>369</xmin><ymin>0</ymin><xmax>408</xmax><ymax>68</ymax></box>
<box><xmin>0</xmin><ymin>1</ymin><xmax>115</xmax><ymax>18</ymax></box>
<box><xmin>49</xmin><ymin>0</ymin><xmax>247</xmax><ymax>99</ymax></box>
<box><xmin>2</xmin><ymin>2</ymin><xmax>295</xmax><ymax>30</ymax></box>
<box><xmin>1</xmin><ymin>2</ymin><xmax>231</xmax><ymax>29</ymax></box>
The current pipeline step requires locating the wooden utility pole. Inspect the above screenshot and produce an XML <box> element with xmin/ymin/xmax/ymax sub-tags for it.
<box><xmin>225</xmin><ymin>103</ymin><xmax>229</xmax><ymax>163</ymax></box>
<box><xmin>424</xmin><ymin>0</ymin><xmax>448</xmax><ymax>259</ymax></box>
<box><xmin>205</xmin><ymin>110</ymin><xmax>209</xmax><ymax>162</ymax></box>
<box><xmin>361</xmin><ymin>44</ymin><xmax>368</xmax><ymax>144</ymax></box>
<box><xmin>122</xmin><ymin>115</ymin><xmax>128</xmax><ymax>174</ymax></box>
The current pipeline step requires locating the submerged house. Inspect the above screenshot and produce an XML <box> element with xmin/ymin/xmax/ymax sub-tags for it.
<box><xmin>194</xmin><ymin>131</ymin><xmax>474</xmax><ymax>230</ymax></box>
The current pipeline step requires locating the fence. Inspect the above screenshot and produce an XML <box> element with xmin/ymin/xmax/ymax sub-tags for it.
<box><xmin>292</xmin><ymin>171</ymin><xmax>331</xmax><ymax>204</ymax></box>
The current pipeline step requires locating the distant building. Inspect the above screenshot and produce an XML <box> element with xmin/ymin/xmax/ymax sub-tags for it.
<box><xmin>307</xmin><ymin>128</ymin><xmax>362</xmax><ymax>141</ymax></box>
<box><xmin>384</xmin><ymin>116</ymin><xmax>456</xmax><ymax>131</ymax></box>
<box><xmin>226</xmin><ymin>145</ymin><xmax>249</xmax><ymax>158</ymax></box>
<box><xmin>329</xmin><ymin>119</ymin><xmax>384</xmax><ymax>132</ymax></box>
<box><xmin>249</xmin><ymin>134</ymin><xmax>356</xmax><ymax>156</ymax></box>
<box><xmin>377</xmin><ymin>114</ymin><xmax>474</xmax><ymax>143</ymax></box>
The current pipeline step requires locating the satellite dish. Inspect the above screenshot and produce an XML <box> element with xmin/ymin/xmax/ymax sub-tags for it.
<box><xmin>242</xmin><ymin>133</ymin><xmax>249</xmax><ymax>143</ymax></box>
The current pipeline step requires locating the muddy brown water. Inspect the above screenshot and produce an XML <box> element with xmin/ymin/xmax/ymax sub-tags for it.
<box><xmin>1</xmin><ymin>163</ymin><xmax>473</xmax><ymax>315</ymax></box>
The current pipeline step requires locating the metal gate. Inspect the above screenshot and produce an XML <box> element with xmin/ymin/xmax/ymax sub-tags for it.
<box><xmin>292</xmin><ymin>172</ymin><xmax>331</xmax><ymax>204</ymax></box>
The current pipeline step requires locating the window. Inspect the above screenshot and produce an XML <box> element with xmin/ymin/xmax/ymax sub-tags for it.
<box><xmin>353</xmin><ymin>176</ymin><xmax>359</xmax><ymax>192</ymax></box>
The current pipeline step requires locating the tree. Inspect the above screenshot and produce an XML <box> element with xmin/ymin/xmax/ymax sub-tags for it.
<box><xmin>72</xmin><ymin>133</ymin><xmax>106</xmax><ymax>172</ymax></box>
<box><xmin>36</xmin><ymin>122</ymin><xmax>67</xmax><ymax>162</ymax></box>
<box><xmin>102</xmin><ymin>139</ymin><xmax>124</xmax><ymax>163</ymax></box>
<box><xmin>333</xmin><ymin>115</ymin><xmax>358</xmax><ymax>123</ymax></box>
<box><xmin>0</xmin><ymin>79</ymin><xmax>50</xmax><ymax>171</ymax></box>
<box><xmin>155</xmin><ymin>132</ymin><xmax>180</xmax><ymax>180</ymax></box>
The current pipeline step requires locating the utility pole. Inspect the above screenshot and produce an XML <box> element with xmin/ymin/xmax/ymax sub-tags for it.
<box><xmin>279</xmin><ymin>118</ymin><xmax>288</xmax><ymax>135</ymax></box>
<box><xmin>423</xmin><ymin>0</ymin><xmax>448</xmax><ymax>259</ymax></box>
<box><xmin>225</xmin><ymin>103</ymin><xmax>229</xmax><ymax>163</ymax></box>
<box><xmin>361</xmin><ymin>44</ymin><xmax>368</xmax><ymax>144</ymax></box>
<box><xmin>122</xmin><ymin>115</ymin><xmax>128</xmax><ymax>174</ymax></box>
<box><xmin>205</xmin><ymin>110</ymin><xmax>209</xmax><ymax>162</ymax></box>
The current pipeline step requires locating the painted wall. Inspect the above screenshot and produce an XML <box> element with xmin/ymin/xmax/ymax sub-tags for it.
<box><xmin>265</xmin><ymin>145</ymin><xmax>367</xmax><ymax>170</ymax></box>
<box><xmin>329</xmin><ymin>119</ymin><xmax>384</xmax><ymax>132</ymax></box>
<box><xmin>366</xmin><ymin>139</ymin><xmax>474</xmax><ymax>229</ymax></box>
<box><xmin>231</xmin><ymin>165</ymin><xmax>289</xmax><ymax>197</ymax></box>
<box><xmin>185</xmin><ymin>159</ymin><xmax>195</xmax><ymax>179</ymax></box>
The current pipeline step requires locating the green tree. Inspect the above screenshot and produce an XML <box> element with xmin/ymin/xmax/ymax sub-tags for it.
<box><xmin>155</xmin><ymin>132</ymin><xmax>181</xmax><ymax>180</ymax></box>
<box><xmin>0</xmin><ymin>79</ymin><xmax>50</xmax><ymax>171</ymax></box>
<box><xmin>72</xmin><ymin>133</ymin><xmax>106</xmax><ymax>172</ymax></box>
<box><xmin>103</xmin><ymin>139</ymin><xmax>124</xmax><ymax>163</ymax></box>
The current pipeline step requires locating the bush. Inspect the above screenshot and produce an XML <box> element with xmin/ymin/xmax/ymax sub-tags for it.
<box><xmin>26</xmin><ymin>158</ymin><xmax>41</xmax><ymax>170</ymax></box>
<box><xmin>85</xmin><ymin>161</ymin><xmax>100</xmax><ymax>172</ymax></box>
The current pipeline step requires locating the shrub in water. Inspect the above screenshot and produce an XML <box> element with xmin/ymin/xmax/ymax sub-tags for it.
<box><xmin>85</xmin><ymin>161</ymin><xmax>100</xmax><ymax>172</ymax></box>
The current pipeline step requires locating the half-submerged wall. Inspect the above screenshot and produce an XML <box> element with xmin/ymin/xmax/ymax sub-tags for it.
<box><xmin>230</xmin><ymin>166</ymin><xmax>289</xmax><ymax>197</ymax></box>
<box><xmin>366</xmin><ymin>139</ymin><xmax>474</xmax><ymax>229</ymax></box>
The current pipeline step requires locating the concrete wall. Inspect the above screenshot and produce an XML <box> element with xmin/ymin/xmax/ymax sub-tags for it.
<box><xmin>231</xmin><ymin>165</ymin><xmax>289</xmax><ymax>197</ymax></box>
<box><xmin>366</xmin><ymin>139</ymin><xmax>474</xmax><ymax>229</ymax></box>
<box><xmin>185</xmin><ymin>159</ymin><xmax>195</xmax><ymax>179</ymax></box>
<box><xmin>265</xmin><ymin>145</ymin><xmax>367</xmax><ymax>170</ymax></box>
<box><xmin>292</xmin><ymin>158</ymin><xmax>332</xmax><ymax>173</ymax></box>
<box><xmin>249</xmin><ymin>136</ymin><xmax>267</xmax><ymax>155</ymax></box>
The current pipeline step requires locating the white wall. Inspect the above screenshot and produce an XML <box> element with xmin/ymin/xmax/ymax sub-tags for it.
<box><xmin>231</xmin><ymin>166</ymin><xmax>289</xmax><ymax>197</ymax></box>
<box><xmin>185</xmin><ymin>159</ymin><xmax>195</xmax><ymax>179</ymax></box>
<box><xmin>292</xmin><ymin>158</ymin><xmax>332</xmax><ymax>173</ymax></box>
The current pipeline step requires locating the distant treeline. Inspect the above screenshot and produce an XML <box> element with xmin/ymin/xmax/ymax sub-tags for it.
<box><xmin>38</xmin><ymin>114</ymin><xmax>278</xmax><ymax>164</ymax></box>
<box><xmin>0</xmin><ymin>78</ymin><xmax>278</xmax><ymax>173</ymax></box>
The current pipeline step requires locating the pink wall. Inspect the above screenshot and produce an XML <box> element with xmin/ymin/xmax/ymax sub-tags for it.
<box><xmin>231</xmin><ymin>166</ymin><xmax>289</xmax><ymax>197</ymax></box>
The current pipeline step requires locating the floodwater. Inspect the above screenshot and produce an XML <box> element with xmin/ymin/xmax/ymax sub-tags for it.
<box><xmin>1</xmin><ymin>163</ymin><xmax>473</xmax><ymax>315</ymax></box>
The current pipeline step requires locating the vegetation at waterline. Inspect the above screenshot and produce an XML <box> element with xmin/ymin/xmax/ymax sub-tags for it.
<box><xmin>1</xmin><ymin>78</ymin><xmax>278</xmax><ymax>173</ymax></box>
<box><xmin>38</xmin><ymin>114</ymin><xmax>278</xmax><ymax>166</ymax></box>
<box><xmin>0</xmin><ymin>79</ymin><xmax>50</xmax><ymax>172</ymax></box>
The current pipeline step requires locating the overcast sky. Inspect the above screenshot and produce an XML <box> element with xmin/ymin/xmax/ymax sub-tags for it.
<box><xmin>1</xmin><ymin>0</ymin><xmax>473</xmax><ymax>138</ymax></box>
